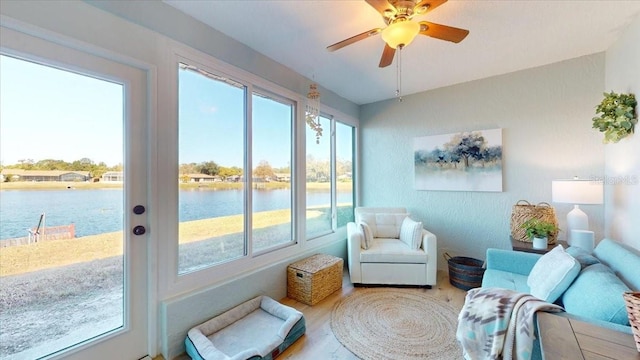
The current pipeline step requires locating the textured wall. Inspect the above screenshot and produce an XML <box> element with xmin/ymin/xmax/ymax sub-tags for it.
<box><xmin>360</xmin><ymin>54</ymin><xmax>606</xmax><ymax>265</ymax></box>
<box><xmin>604</xmin><ymin>14</ymin><xmax>640</xmax><ymax>250</ymax></box>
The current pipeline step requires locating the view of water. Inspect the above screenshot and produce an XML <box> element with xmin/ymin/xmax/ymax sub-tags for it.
<box><xmin>0</xmin><ymin>189</ymin><xmax>352</xmax><ymax>240</ymax></box>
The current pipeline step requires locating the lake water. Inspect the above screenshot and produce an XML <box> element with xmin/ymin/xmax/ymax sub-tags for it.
<box><xmin>0</xmin><ymin>189</ymin><xmax>351</xmax><ymax>240</ymax></box>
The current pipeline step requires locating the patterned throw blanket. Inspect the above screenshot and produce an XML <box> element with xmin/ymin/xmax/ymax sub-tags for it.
<box><xmin>456</xmin><ymin>287</ymin><xmax>563</xmax><ymax>360</ymax></box>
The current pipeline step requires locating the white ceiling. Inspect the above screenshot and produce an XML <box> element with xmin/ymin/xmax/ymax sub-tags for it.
<box><xmin>164</xmin><ymin>0</ymin><xmax>640</xmax><ymax>105</ymax></box>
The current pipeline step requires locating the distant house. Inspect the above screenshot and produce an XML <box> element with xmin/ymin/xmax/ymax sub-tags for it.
<box><xmin>183</xmin><ymin>173</ymin><xmax>219</xmax><ymax>183</ymax></box>
<box><xmin>0</xmin><ymin>169</ymin><xmax>90</xmax><ymax>182</ymax></box>
<box><xmin>102</xmin><ymin>171</ymin><xmax>124</xmax><ymax>182</ymax></box>
<box><xmin>274</xmin><ymin>173</ymin><xmax>291</xmax><ymax>182</ymax></box>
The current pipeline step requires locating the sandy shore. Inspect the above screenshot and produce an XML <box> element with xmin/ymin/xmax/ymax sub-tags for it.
<box><xmin>0</xmin><ymin>208</ymin><xmax>324</xmax><ymax>276</ymax></box>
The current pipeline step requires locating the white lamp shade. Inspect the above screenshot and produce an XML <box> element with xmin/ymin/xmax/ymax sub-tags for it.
<box><xmin>551</xmin><ymin>179</ymin><xmax>603</xmax><ymax>205</ymax></box>
<box><xmin>381</xmin><ymin>21</ymin><xmax>420</xmax><ymax>49</ymax></box>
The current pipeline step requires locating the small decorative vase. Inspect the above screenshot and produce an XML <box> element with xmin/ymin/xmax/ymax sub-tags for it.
<box><xmin>532</xmin><ymin>236</ymin><xmax>548</xmax><ymax>250</ymax></box>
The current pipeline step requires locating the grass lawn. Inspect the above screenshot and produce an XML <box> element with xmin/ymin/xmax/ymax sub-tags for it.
<box><xmin>0</xmin><ymin>208</ymin><xmax>318</xmax><ymax>276</ymax></box>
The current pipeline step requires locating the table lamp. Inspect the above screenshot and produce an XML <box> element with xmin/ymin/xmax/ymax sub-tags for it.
<box><xmin>551</xmin><ymin>178</ymin><xmax>603</xmax><ymax>245</ymax></box>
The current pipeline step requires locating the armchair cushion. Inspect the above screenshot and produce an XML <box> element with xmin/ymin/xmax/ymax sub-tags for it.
<box><xmin>400</xmin><ymin>217</ymin><xmax>423</xmax><ymax>250</ymax></box>
<box><xmin>360</xmin><ymin>238</ymin><xmax>428</xmax><ymax>263</ymax></box>
<box><xmin>527</xmin><ymin>245</ymin><xmax>580</xmax><ymax>303</ymax></box>
<box><xmin>355</xmin><ymin>212</ymin><xmax>408</xmax><ymax>238</ymax></box>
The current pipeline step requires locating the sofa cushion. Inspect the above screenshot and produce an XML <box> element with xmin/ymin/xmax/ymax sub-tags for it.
<box><xmin>399</xmin><ymin>217</ymin><xmax>423</xmax><ymax>249</ymax></box>
<box><xmin>360</xmin><ymin>238</ymin><xmax>427</xmax><ymax>264</ymax></box>
<box><xmin>481</xmin><ymin>269</ymin><xmax>530</xmax><ymax>293</ymax></box>
<box><xmin>359</xmin><ymin>221</ymin><xmax>373</xmax><ymax>249</ymax></box>
<box><xmin>561</xmin><ymin>263</ymin><xmax>630</xmax><ymax>326</ymax></box>
<box><xmin>565</xmin><ymin>246</ymin><xmax>600</xmax><ymax>270</ymax></box>
<box><xmin>527</xmin><ymin>245</ymin><xmax>580</xmax><ymax>303</ymax></box>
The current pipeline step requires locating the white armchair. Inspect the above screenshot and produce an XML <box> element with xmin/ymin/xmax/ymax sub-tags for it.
<box><xmin>347</xmin><ymin>207</ymin><xmax>437</xmax><ymax>287</ymax></box>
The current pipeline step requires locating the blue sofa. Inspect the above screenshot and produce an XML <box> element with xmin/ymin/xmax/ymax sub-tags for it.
<box><xmin>481</xmin><ymin>238</ymin><xmax>640</xmax><ymax>359</ymax></box>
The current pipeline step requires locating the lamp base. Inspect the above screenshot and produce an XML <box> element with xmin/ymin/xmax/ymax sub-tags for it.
<box><xmin>566</xmin><ymin>205</ymin><xmax>589</xmax><ymax>245</ymax></box>
<box><xmin>570</xmin><ymin>230</ymin><xmax>595</xmax><ymax>253</ymax></box>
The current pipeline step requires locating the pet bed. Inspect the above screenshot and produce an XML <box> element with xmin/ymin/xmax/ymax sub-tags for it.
<box><xmin>185</xmin><ymin>296</ymin><xmax>305</xmax><ymax>360</ymax></box>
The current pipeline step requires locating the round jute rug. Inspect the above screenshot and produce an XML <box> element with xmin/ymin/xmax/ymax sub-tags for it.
<box><xmin>330</xmin><ymin>288</ymin><xmax>462</xmax><ymax>360</ymax></box>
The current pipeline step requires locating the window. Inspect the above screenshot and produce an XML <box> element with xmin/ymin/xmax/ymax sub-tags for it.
<box><xmin>306</xmin><ymin>116</ymin><xmax>355</xmax><ymax>238</ymax></box>
<box><xmin>175</xmin><ymin>57</ymin><xmax>357</xmax><ymax>278</ymax></box>
<box><xmin>251</xmin><ymin>90</ymin><xmax>294</xmax><ymax>253</ymax></box>
<box><xmin>306</xmin><ymin>115</ymin><xmax>332</xmax><ymax>238</ymax></box>
<box><xmin>178</xmin><ymin>63</ymin><xmax>246</xmax><ymax>274</ymax></box>
<box><xmin>336</xmin><ymin>121</ymin><xmax>355</xmax><ymax>227</ymax></box>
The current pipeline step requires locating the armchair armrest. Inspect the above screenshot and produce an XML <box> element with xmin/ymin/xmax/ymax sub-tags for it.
<box><xmin>346</xmin><ymin>222</ymin><xmax>363</xmax><ymax>283</ymax></box>
<box><xmin>485</xmin><ymin>248</ymin><xmax>541</xmax><ymax>276</ymax></box>
<box><xmin>422</xmin><ymin>228</ymin><xmax>437</xmax><ymax>285</ymax></box>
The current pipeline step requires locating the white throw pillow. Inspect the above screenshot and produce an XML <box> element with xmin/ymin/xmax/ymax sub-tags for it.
<box><xmin>399</xmin><ymin>217</ymin><xmax>423</xmax><ymax>250</ymax></box>
<box><xmin>527</xmin><ymin>245</ymin><xmax>581</xmax><ymax>303</ymax></box>
<box><xmin>359</xmin><ymin>221</ymin><xmax>373</xmax><ymax>249</ymax></box>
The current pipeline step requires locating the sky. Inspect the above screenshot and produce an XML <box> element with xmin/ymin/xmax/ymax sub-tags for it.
<box><xmin>0</xmin><ymin>54</ymin><xmax>124</xmax><ymax>167</ymax></box>
<box><xmin>0</xmin><ymin>55</ymin><xmax>353</xmax><ymax>170</ymax></box>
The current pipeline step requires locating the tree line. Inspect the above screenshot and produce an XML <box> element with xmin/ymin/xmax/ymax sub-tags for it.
<box><xmin>1</xmin><ymin>158</ymin><xmax>120</xmax><ymax>180</ymax></box>
<box><xmin>2</xmin><ymin>157</ymin><xmax>353</xmax><ymax>183</ymax></box>
<box><xmin>181</xmin><ymin>157</ymin><xmax>352</xmax><ymax>182</ymax></box>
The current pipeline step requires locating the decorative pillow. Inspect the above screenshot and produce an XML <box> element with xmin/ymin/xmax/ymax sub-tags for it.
<box><xmin>527</xmin><ymin>245</ymin><xmax>581</xmax><ymax>303</ymax></box>
<box><xmin>561</xmin><ymin>263</ymin><xmax>630</xmax><ymax>325</ymax></box>
<box><xmin>356</xmin><ymin>213</ymin><xmax>377</xmax><ymax>236</ymax></box>
<box><xmin>399</xmin><ymin>217</ymin><xmax>423</xmax><ymax>250</ymax></box>
<box><xmin>359</xmin><ymin>221</ymin><xmax>373</xmax><ymax>250</ymax></box>
<box><xmin>565</xmin><ymin>246</ymin><xmax>600</xmax><ymax>270</ymax></box>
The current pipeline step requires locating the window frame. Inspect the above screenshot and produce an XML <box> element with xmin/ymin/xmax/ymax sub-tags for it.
<box><xmin>157</xmin><ymin>42</ymin><xmax>358</xmax><ymax>298</ymax></box>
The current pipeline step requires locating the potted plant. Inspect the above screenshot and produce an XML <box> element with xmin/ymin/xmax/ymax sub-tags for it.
<box><xmin>592</xmin><ymin>91</ymin><xmax>637</xmax><ymax>143</ymax></box>
<box><xmin>521</xmin><ymin>218</ymin><xmax>559</xmax><ymax>250</ymax></box>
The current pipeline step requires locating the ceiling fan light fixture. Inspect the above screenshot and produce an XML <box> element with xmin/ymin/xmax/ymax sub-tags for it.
<box><xmin>381</xmin><ymin>20</ymin><xmax>420</xmax><ymax>49</ymax></box>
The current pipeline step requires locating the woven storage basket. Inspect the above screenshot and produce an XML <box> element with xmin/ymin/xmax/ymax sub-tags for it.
<box><xmin>510</xmin><ymin>200</ymin><xmax>559</xmax><ymax>244</ymax></box>
<box><xmin>444</xmin><ymin>253</ymin><xmax>485</xmax><ymax>291</ymax></box>
<box><xmin>287</xmin><ymin>254</ymin><xmax>343</xmax><ymax>306</ymax></box>
<box><xmin>623</xmin><ymin>291</ymin><xmax>640</xmax><ymax>352</ymax></box>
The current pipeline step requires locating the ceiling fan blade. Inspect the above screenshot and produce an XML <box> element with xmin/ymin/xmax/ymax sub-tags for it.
<box><xmin>419</xmin><ymin>21</ymin><xmax>469</xmax><ymax>43</ymax></box>
<box><xmin>413</xmin><ymin>0</ymin><xmax>447</xmax><ymax>15</ymax></box>
<box><xmin>365</xmin><ymin>0</ymin><xmax>396</xmax><ymax>18</ymax></box>
<box><xmin>327</xmin><ymin>28</ymin><xmax>382</xmax><ymax>52</ymax></box>
<box><xmin>379</xmin><ymin>44</ymin><xmax>396</xmax><ymax>68</ymax></box>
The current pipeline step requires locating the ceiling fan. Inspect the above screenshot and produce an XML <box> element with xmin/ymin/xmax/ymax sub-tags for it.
<box><xmin>327</xmin><ymin>0</ymin><xmax>469</xmax><ymax>68</ymax></box>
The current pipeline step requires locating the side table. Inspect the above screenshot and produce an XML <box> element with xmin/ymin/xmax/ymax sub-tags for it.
<box><xmin>537</xmin><ymin>311</ymin><xmax>639</xmax><ymax>360</ymax></box>
<box><xmin>510</xmin><ymin>236</ymin><xmax>568</xmax><ymax>254</ymax></box>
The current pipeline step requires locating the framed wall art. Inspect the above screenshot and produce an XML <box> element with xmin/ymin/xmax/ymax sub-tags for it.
<box><xmin>414</xmin><ymin>128</ymin><xmax>503</xmax><ymax>192</ymax></box>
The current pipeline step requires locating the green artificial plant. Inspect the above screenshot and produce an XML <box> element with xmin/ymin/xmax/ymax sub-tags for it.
<box><xmin>592</xmin><ymin>91</ymin><xmax>637</xmax><ymax>143</ymax></box>
<box><xmin>521</xmin><ymin>218</ymin><xmax>558</xmax><ymax>239</ymax></box>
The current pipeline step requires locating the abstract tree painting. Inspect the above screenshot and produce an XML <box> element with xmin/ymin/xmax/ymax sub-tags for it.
<box><xmin>414</xmin><ymin>129</ymin><xmax>503</xmax><ymax>191</ymax></box>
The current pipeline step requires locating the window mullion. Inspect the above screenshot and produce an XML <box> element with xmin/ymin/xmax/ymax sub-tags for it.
<box><xmin>330</xmin><ymin>116</ymin><xmax>337</xmax><ymax>230</ymax></box>
<box><xmin>245</xmin><ymin>83</ymin><xmax>253</xmax><ymax>257</ymax></box>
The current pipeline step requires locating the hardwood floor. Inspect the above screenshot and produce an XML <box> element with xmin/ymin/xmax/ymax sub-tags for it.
<box><xmin>161</xmin><ymin>269</ymin><xmax>467</xmax><ymax>360</ymax></box>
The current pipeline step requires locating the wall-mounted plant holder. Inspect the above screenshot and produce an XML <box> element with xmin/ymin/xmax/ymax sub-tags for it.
<box><xmin>592</xmin><ymin>91</ymin><xmax>637</xmax><ymax>143</ymax></box>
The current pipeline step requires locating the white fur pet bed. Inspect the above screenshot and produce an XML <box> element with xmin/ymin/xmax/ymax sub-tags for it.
<box><xmin>185</xmin><ymin>296</ymin><xmax>305</xmax><ymax>360</ymax></box>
